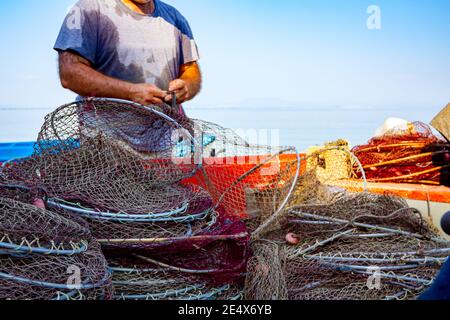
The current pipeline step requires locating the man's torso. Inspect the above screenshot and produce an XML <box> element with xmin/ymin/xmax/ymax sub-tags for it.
<box><xmin>56</xmin><ymin>0</ymin><xmax>199</xmax><ymax>90</ymax></box>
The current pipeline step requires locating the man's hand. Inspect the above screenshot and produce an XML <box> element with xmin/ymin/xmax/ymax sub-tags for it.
<box><xmin>165</xmin><ymin>62</ymin><xmax>202</xmax><ymax>104</ymax></box>
<box><xmin>166</xmin><ymin>79</ymin><xmax>190</xmax><ymax>104</ymax></box>
<box><xmin>128</xmin><ymin>83</ymin><xmax>167</xmax><ymax>105</ymax></box>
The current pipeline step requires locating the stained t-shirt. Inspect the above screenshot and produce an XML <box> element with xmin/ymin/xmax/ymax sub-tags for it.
<box><xmin>54</xmin><ymin>0</ymin><xmax>200</xmax><ymax>91</ymax></box>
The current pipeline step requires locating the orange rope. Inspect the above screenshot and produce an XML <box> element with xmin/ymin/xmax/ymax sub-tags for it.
<box><xmin>361</xmin><ymin>152</ymin><xmax>440</xmax><ymax>169</ymax></box>
<box><xmin>367</xmin><ymin>166</ymin><xmax>449</xmax><ymax>183</ymax></box>
<box><xmin>399</xmin><ymin>180</ymin><xmax>442</xmax><ymax>185</ymax></box>
<box><xmin>354</xmin><ymin>142</ymin><xmax>428</xmax><ymax>154</ymax></box>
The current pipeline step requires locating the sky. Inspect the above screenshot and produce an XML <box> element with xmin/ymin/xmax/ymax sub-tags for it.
<box><xmin>0</xmin><ymin>0</ymin><xmax>449</xmax><ymax>110</ymax></box>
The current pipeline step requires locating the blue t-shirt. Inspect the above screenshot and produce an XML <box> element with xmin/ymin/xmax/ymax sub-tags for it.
<box><xmin>54</xmin><ymin>0</ymin><xmax>200</xmax><ymax>91</ymax></box>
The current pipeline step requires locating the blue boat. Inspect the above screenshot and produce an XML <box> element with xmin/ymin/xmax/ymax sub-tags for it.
<box><xmin>0</xmin><ymin>142</ymin><xmax>35</xmax><ymax>163</ymax></box>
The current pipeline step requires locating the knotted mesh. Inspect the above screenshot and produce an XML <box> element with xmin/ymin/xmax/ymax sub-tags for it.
<box><xmin>0</xmin><ymin>98</ymin><xmax>303</xmax><ymax>300</ymax></box>
<box><xmin>245</xmin><ymin>149</ymin><xmax>450</xmax><ymax>300</ymax></box>
<box><xmin>0</xmin><ymin>187</ymin><xmax>112</xmax><ymax>300</ymax></box>
<box><xmin>0</xmin><ymin>195</ymin><xmax>89</xmax><ymax>255</ymax></box>
<box><xmin>0</xmin><ymin>241</ymin><xmax>112</xmax><ymax>300</ymax></box>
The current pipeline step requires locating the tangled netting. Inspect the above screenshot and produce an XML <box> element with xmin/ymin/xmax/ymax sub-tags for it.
<box><xmin>0</xmin><ymin>98</ymin><xmax>301</xmax><ymax>300</ymax></box>
<box><xmin>245</xmin><ymin>149</ymin><xmax>450</xmax><ymax>300</ymax></box>
<box><xmin>187</xmin><ymin>119</ymin><xmax>301</xmax><ymax>234</ymax></box>
<box><xmin>105</xmin><ymin>234</ymin><xmax>248</xmax><ymax>300</ymax></box>
<box><xmin>0</xmin><ymin>186</ymin><xmax>112</xmax><ymax>300</ymax></box>
<box><xmin>352</xmin><ymin>122</ymin><xmax>450</xmax><ymax>186</ymax></box>
<box><xmin>4</xmin><ymin>98</ymin><xmax>446</xmax><ymax>301</ymax></box>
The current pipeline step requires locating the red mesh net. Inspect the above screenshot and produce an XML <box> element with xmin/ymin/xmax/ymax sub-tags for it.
<box><xmin>352</xmin><ymin>122</ymin><xmax>450</xmax><ymax>185</ymax></box>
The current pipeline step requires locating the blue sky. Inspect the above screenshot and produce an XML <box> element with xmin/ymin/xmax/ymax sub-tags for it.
<box><xmin>0</xmin><ymin>0</ymin><xmax>449</xmax><ymax>111</ymax></box>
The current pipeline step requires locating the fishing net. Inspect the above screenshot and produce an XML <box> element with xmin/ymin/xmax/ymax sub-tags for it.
<box><xmin>352</xmin><ymin>122</ymin><xmax>450</xmax><ymax>185</ymax></box>
<box><xmin>245</xmin><ymin>241</ymin><xmax>288</xmax><ymax>300</ymax></box>
<box><xmin>2</xmin><ymin>99</ymin><xmax>199</xmax><ymax>202</ymax></box>
<box><xmin>0</xmin><ymin>241</ymin><xmax>113</xmax><ymax>300</ymax></box>
<box><xmin>0</xmin><ymin>98</ymin><xmax>303</xmax><ymax>300</ymax></box>
<box><xmin>187</xmin><ymin>119</ymin><xmax>301</xmax><ymax>226</ymax></box>
<box><xmin>0</xmin><ymin>197</ymin><xmax>89</xmax><ymax>256</ymax></box>
<box><xmin>0</xmin><ymin>100</ymin><xmax>211</xmax><ymax>247</ymax></box>
<box><xmin>111</xmin><ymin>267</ymin><xmax>242</xmax><ymax>301</ymax></box>
<box><xmin>106</xmin><ymin>236</ymin><xmax>248</xmax><ymax>300</ymax></box>
<box><xmin>0</xmin><ymin>187</ymin><xmax>112</xmax><ymax>300</ymax></box>
<box><xmin>5</xmin><ymin>97</ymin><xmax>449</xmax><ymax>301</ymax></box>
<box><xmin>0</xmin><ymin>184</ymin><xmax>93</xmax><ymax>256</ymax></box>
<box><xmin>2</xmin><ymin>98</ymin><xmax>299</xmax><ymax>247</ymax></box>
<box><xmin>248</xmin><ymin>144</ymin><xmax>367</xmax><ymax>240</ymax></box>
<box><xmin>1</xmin><ymin>98</ymin><xmax>300</xmax><ymax>238</ymax></box>
<box><xmin>46</xmin><ymin>184</ymin><xmax>222</xmax><ymax>251</ymax></box>
<box><xmin>245</xmin><ymin>149</ymin><xmax>450</xmax><ymax>300</ymax></box>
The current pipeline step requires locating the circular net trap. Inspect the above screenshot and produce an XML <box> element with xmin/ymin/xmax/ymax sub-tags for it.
<box><xmin>352</xmin><ymin>122</ymin><xmax>450</xmax><ymax>185</ymax></box>
<box><xmin>244</xmin><ymin>149</ymin><xmax>450</xmax><ymax>300</ymax></box>
<box><xmin>1</xmin><ymin>99</ymin><xmax>216</xmax><ymax>249</ymax></box>
<box><xmin>0</xmin><ymin>241</ymin><xmax>112</xmax><ymax>300</ymax></box>
<box><xmin>0</xmin><ymin>185</ymin><xmax>90</xmax><ymax>256</ymax></box>
<box><xmin>2</xmin><ymin>99</ymin><xmax>200</xmax><ymax>204</ymax></box>
<box><xmin>0</xmin><ymin>186</ymin><xmax>112</xmax><ymax>300</ymax></box>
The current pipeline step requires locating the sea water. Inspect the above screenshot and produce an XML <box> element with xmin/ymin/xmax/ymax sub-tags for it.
<box><xmin>0</xmin><ymin>105</ymin><xmax>442</xmax><ymax>152</ymax></box>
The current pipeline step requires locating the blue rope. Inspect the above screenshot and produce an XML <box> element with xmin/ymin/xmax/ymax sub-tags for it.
<box><xmin>109</xmin><ymin>267</ymin><xmax>161</xmax><ymax>273</ymax></box>
<box><xmin>0</xmin><ymin>270</ymin><xmax>111</xmax><ymax>290</ymax></box>
<box><xmin>0</xmin><ymin>241</ymin><xmax>87</xmax><ymax>256</ymax></box>
<box><xmin>47</xmin><ymin>199</ymin><xmax>211</xmax><ymax>223</ymax></box>
<box><xmin>115</xmin><ymin>285</ymin><xmax>231</xmax><ymax>301</ymax></box>
<box><xmin>114</xmin><ymin>284</ymin><xmax>205</xmax><ymax>300</ymax></box>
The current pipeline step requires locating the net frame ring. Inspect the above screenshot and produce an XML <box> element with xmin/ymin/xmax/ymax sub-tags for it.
<box><xmin>89</xmin><ymin>98</ymin><xmax>202</xmax><ymax>175</ymax></box>
<box><xmin>44</xmin><ymin>97</ymin><xmax>204</xmax><ymax>178</ymax></box>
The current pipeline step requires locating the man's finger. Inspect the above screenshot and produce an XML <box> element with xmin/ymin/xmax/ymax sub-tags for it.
<box><xmin>164</xmin><ymin>92</ymin><xmax>174</xmax><ymax>102</ymax></box>
<box><xmin>150</xmin><ymin>97</ymin><xmax>164</xmax><ymax>105</ymax></box>
<box><xmin>152</xmin><ymin>89</ymin><xmax>167</xmax><ymax>99</ymax></box>
<box><xmin>165</xmin><ymin>88</ymin><xmax>186</xmax><ymax>102</ymax></box>
<box><xmin>175</xmin><ymin>89</ymin><xmax>186</xmax><ymax>100</ymax></box>
<box><xmin>147</xmin><ymin>85</ymin><xmax>167</xmax><ymax>99</ymax></box>
<box><xmin>176</xmin><ymin>91</ymin><xmax>189</xmax><ymax>104</ymax></box>
<box><xmin>168</xmin><ymin>80</ymin><xmax>185</xmax><ymax>92</ymax></box>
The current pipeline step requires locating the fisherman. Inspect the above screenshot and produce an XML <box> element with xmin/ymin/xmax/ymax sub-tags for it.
<box><xmin>54</xmin><ymin>0</ymin><xmax>202</xmax><ymax>110</ymax></box>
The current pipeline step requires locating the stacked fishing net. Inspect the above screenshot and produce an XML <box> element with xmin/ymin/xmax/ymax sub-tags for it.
<box><xmin>245</xmin><ymin>148</ymin><xmax>450</xmax><ymax>300</ymax></box>
<box><xmin>0</xmin><ymin>185</ymin><xmax>112</xmax><ymax>300</ymax></box>
<box><xmin>0</xmin><ymin>99</ymin><xmax>250</xmax><ymax>299</ymax></box>
<box><xmin>98</xmin><ymin>117</ymin><xmax>300</xmax><ymax>300</ymax></box>
<box><xmin>3</xmin><ymin>101</ymin><xmax>193</xmax><ymax>246</ymax></box>
<box><xmin>352</xmin><ymin>122</ymin><xmax>450</xmax><ymax>185</ymax></box>
<box><xmin>1</xmin><ymin>98</ymin><xmax>304</xmax><ymax>300</ymax></box>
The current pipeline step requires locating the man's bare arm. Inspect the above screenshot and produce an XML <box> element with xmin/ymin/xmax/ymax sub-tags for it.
<box><xmin>58</xmin><ymin>51</ymin><xmax>166</xmax><ymax>105</ymax></box>
<box><xmin>165</xmin><ymin>62</ymin><xmax>202</xmax><ymax>104</ymax></box>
